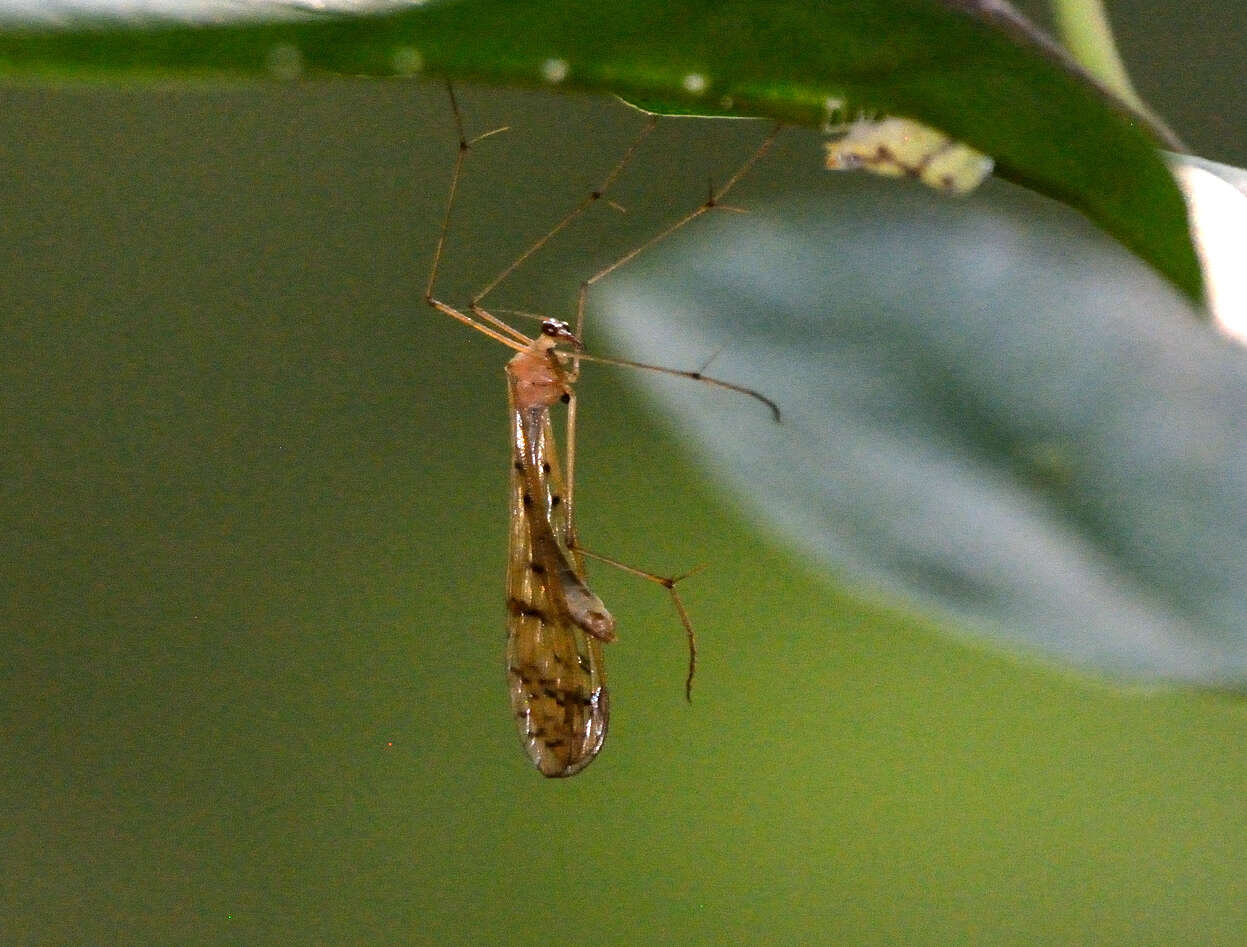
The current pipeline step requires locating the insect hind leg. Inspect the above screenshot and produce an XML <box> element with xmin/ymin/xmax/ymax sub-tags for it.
<box><xmin>573</xmin><ymin>545</ymin><xmax>706</xmax><ymax>703</ymax></box>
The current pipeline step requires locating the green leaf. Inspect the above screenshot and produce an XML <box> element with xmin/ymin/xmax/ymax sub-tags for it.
<box><xmin>0</xmin><ymin>0</ymin><xmax>1202</xmax><ymax>300</ymax></box>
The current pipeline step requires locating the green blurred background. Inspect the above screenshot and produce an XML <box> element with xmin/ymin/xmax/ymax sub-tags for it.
<box><xmin>4</xmin><ymin>67</ymin><xmax>1247</xmax><ymax>944</ymax></box>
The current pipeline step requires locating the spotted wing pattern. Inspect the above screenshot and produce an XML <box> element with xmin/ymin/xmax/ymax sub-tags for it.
<box><xmin>505</xmin><ymin>393</ymin><xmax>614</xmax><ymax>777</ymax></box>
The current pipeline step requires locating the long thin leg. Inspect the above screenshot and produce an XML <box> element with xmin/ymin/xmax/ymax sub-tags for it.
<box><xmin>574</xmin><ymin>122</ymin><xmax>783</xmax><ymax>338</ymax></box>
<box><xmin>565</xmin><ymin>122</ymin><xmax>783</xmax><ymax>515</ymax></box>
<box><xmin>472</xmin><ymin>113</ymin><xmax>661</xmax><ymax>308</ymax></box>
<box><xmin>424</xmin><ymin>82</ymin><xmax>526</xmax><ymax>352</ymax></box>
<box><xmin>425</xmin><ymin>82</ymin><xmax>510</xmax><ymax>305</ymax></box>
<box><xmin>576</xmin><ymin>546</ymin><xmax>707</xmax><ymax>702</ymax></box>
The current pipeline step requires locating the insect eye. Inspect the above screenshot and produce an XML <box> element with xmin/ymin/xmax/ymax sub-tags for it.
<box><xmin>541</xmin><ymin>319</ymin><xmax>570</xmax><ymax>338</ymax></box>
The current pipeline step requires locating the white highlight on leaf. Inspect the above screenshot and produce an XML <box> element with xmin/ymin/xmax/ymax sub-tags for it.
<box><xmin>0</xmin><ymin>0</ymin><xmax>420</xmax><ymax>24</ymax></box>
<box><xmin>1170</xmin><ymin>158</ymin><xmax>1247</xmax><ymax>343</ymax></box>
<box><xmin>681</xmin><ymin>73</ymin><xmax>708</xmax><ymax>95</ymax></box>
<box><xmin>540</xmin><ymin>58</ymin><xmax>569</xmax><ymax>84</ymax></box>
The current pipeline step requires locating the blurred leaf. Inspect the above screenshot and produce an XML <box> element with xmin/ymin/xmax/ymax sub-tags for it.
<box><xmin>0</xmin><ymin>0</ymin><xmax>1201</xmax><ymax>299</ymax></box>
<box><xmin>601</xmin><ymin>171</ymin><xmax>1247</xmax><ymax>685</ymax></box>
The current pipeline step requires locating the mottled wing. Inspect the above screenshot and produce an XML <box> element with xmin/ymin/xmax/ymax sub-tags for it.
<box><xmin>506</xmin><ymin>403</ymin><xmax>612</xmax><ymax>777</ymax></box>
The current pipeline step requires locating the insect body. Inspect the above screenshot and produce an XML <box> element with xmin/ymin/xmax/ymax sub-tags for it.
<box><xmin>425</xmin><ymin>84</ymin><xmax>779</xmax><ymax>777</ymax></box>
<box><xmin>504</xmin><ymin>320</ymin><xmax>614</xmax><ymax>776</ymax></box>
